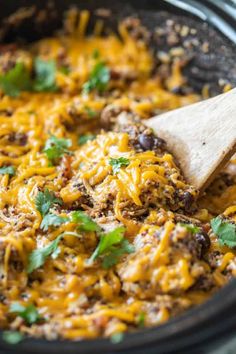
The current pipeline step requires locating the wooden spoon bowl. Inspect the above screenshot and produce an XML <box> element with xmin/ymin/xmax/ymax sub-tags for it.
<box><xmin>145</xmin><ymin>88</ymin><xmax>236</xmax><ymax>193</ymax></box>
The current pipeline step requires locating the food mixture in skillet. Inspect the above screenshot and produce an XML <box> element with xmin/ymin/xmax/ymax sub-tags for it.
<box><xmin>0</xmin><ymin>10</ymin><xmax>236</xmax><ymax>342</ymax></box>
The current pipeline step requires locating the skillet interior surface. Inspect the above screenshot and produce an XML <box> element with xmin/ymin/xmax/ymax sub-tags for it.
<box><xmin>1</xmin><ymin>0</ymin><xmax>236</xmax><ymax>96</ymax></box>
<box><xmin>0</xmin><ymin>1</ymin><xmax>236</xmax><ymax>353</ymax></box>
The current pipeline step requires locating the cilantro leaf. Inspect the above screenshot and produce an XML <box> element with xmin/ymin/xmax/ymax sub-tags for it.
<box><xmin>110</xmin><ymin>332</ymin><xmax>124</xmax><ymax>344</ymax></box>
<box><xmin>83</xmin><ymin>61</ymin><xmax>110</xmax><ymax>94</ymax></box>
<box><xmin>179</xmin><ymin>223</ymin><xmax>200</xmax><ymax>234</ymax></box>
<box><xmin>35</xmin><ymin>188</ymin><xmax>62</xmax><ymax>216</ymax></box>
<box><xmin>89</xmin><ymin>226</ymin><xmax>134</xmax><ymax>268</ymax></box>
<box><xmin>78</xmin><ymin>134</ymin><xmax>96</xmax><ymax>146</ymax></box>
<box><xmin>137</xmin><ymin>312</ymin><xmax>145</xmax><ymax>327</ymax></box>
<box><xmin>0</xmin><ymin>62</ymin><xmax>32</xmax><ymax>97</ymax></box>
<box><xmin>0</xmin><ymin>166</ymin><xmax>15</xmax><ymax>176</ymax></box>
<box><xmin>92</xmin><ymin>49</ymin><xmax>100</xmax><ymax>59</ymax></box>
<box><xmin>27</xmin><ymin>234</ymin><xmax>63</xmax><ymax>273</ymax></box>
<box><xmin>59</xmin><ymin>66</ymin><xmax>70</xmax><ymax>75</ymax></box>
<box><xmin>102</xmin><ymin>239</ymin><xmax>134</xmax><ymax>269</ymax></box>
<box><xmin>84</xmin><ymin>106</ymin><xmax>96</xmax><ymax>118</ymax></box>
<box><xmin>27</xmin><ymin>232</ymin><xmax>80</xmax><ymax>273</ymax></box>
<box><xmin>0</xmin><ymin>58</ymin><xmax>59</xmax><ymax>97</ymax></box>
<box><xmin>43</xmin><ymin>135</ymin><xmax>72</xmax><ymax>164</ymax></box>
<box><xmin>33</xmin><ymin>58</ymin><xmax>58</xmax><ymax>92</ymax></box>
<box><xmin>109</xmin><ymin>157</ymin><xmax>130</xmax><ymax>174</ymax></box>
<box><xmin>91</xmin><ymin>226</ymin><xmax>125</xmax><ymax>259</ymax></box>
<box><xmin>40</xmin><ymin>213</ymin><xmax>69</xmax><ymax>231</ymax></box>
<box><xmin>2</xmin><ymin>331</ymin><xmax>24</xmax><ymax>345</ymax></box>
<box><xmin>71</xmin><ymin>210</ymin><xmax>100</xmax><ymax>232</ymax></box>
<box><xmin>211</xmin><ymin>216</ymin><xmax>236</xmax><ymax>248</ymax></box>
<box><xmin>10</xmin><ymin>303</ymin><xmax>40</xmax><ymax>325</ymax></box>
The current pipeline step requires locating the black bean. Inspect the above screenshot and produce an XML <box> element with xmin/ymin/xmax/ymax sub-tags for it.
<box><xmin>0</xmin><ymin>109</ymin><xmax>13</xmax><ymax>116</ymax></box>
<box><xmin>138</xmin><ymin>134</ymin><xmax>155</xmax><ymax>150</ymax></box>
<box><xmin>195</xmin><ymin>231</ymin><xmax>211</xmax><ymax>255</ymax></box>
<box><xmin>171</xmin><ymin>86</ymin><xmax>184</xmax><ymax>95</ymax></box>
<box><xmin>0</xmin><ymin>294</ymin><xmax>6</xmax><ymax>303</ymax></box>
<box><xmin>138</xmin><ymin>133</ymin><xmax>165</xmax><ymax>151</ymax></box>
<box><xmin>8</xmin><ymin>132</ymin><xmax>27</xmax><ymax>146</ymax></box>
<box><xmin>181</xmin><ymin>191</ymin><xmax>194</xmax><ymax>211</ymax></box>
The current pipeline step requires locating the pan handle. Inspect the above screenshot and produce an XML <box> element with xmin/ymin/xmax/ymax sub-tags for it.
<box><xmin>164</xmin><ymin>0</ymin><xmax>236</xmax><ymax>44</ymax></box>
<box><xmin>207</xmin><ymin>0</ymin><xmax>236</xmax><ymax>21</ymax></box>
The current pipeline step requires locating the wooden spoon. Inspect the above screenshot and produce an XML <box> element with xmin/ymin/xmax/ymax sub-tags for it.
<box><xmin>145</xmin><ymin>88</ymin><xmax>236</xmax><ymax>193</ymax></box>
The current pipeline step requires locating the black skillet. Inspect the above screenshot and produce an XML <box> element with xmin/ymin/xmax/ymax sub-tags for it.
<box><xmin>0</xmin><ymin>1</ymin><xmax>236</xmax><ymax>353</ymax></box>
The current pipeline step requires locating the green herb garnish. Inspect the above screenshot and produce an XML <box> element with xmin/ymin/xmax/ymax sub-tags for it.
<box><xmin>35</xmin><ymin>189</ymin><xmax>67</xmax><ymax>231</ymax></box>
<box><xmin>137</xmin><ymin>312</ymin><xmax>145</xmax><ymax>327</ymax></box>
<box><xmin>109</xmin><ymin>157</ymin><xmax>130</xmax><ymax>174</ymax></box>
<box><xmin>0</xmin><ymin>166</ymin><xmax>15</xmax><ymax>176</ymax></box>
<box><xmin>83</xmin><ymin>61</ymin><xmax>110</xmax><ymax>94</ymax></box>
<box><xmin>179</xmin><ymin>223</ymin><xmax>200</xmax><ymax>234</ymax></box>
<box><xmin>78</xmin><ymin>134</ymin><xmax>96</xmax><ymax>146</ymax></box>
<box><xmin>211</xmin><ymin>216</ymin><xmax>236</xmax><ymax>248</ymax></box>
<box><xmin>33</xmin><ymin>58</ymin><xmax>57</xmax><ymax>92</ymax></box>
<box><xmin>89</xmin><ymin>226</ymin><xmax>134</xmax><ymax>268</ymax></box>
<box><xmin>84</xmin><ymin>105</ymin><xmax>96</xmax><ymax>118</ymax></box>
<box><xmin>59</xmin><ymin>66</ymin><xmax>70</xmax><ymax>75</ymax></box>
<box><xmin>27</xmin><ymin>234</ymin><xmax>63</xmax><ymax>273</ymax></box>
<box><xmin>110</xmin><ymin>332</ymin><xmax>124</xmax><ymax>344</ymax></box>
<box><xmin>0</xmin><ymin>58</ymin><xmax>58</xmax><ymax>97</ymax></box>
<box><xmin>92</xmin><ymin>49</ymin><xmax>100</xmax><ymax>59</ymax></box>
<box><xmin>43</xmin><ymin>135</ymin><xmax>72</xmax><ymax>164</ymax></box>
<box><xmin>10</xmin><ymin>303</ymin><xmax>40</xmax><ymax>325</ymax></box>
<box><xmin>2</xmin><ymin>331</ymin><xmax>24</xmax><ymax>345</ymax></box>
<box><xmin>0</xmin><ymin>62</ymin><xmax>32</xmax><ymax>97</ymax></box>
<box><xmin>35</xmin><ymin>188</ymin><xmax>62</xmax><ymax>217</ymax></box>
<box><xmin>71</xmin><ymin>210</ymin><xmax>101</xmax><ymax>232</ymax></box>
<box><xmin>27</xmin><ymin>231</ymin><xmax>79</xmax><ymax>273</ymax></box>
<box><xmin>40</xmin><ymin>213</ymin><xmax>69</xmax><ymax>231</ymax></box>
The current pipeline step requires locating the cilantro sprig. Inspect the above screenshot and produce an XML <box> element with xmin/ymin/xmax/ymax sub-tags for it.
<box><xmin>92</xmin><ymin>49</ymin><xmax>100</xmax><ymax>59</ymax></box>
<box><xmin>211</xmin><ymin>216</ymin><xmax>236</xmax><ymax>248</ymax></box>
<box><xmin>71</xmin><ymin>210</ymin><xmax>101</xmax><ymax>232</ymax></box>
<box><xmin>78</xmin><ymin>134</ymin><xmax>96</xmax><ymax>146</ymax></box>
<box><xmin>109</xmin><ymin>157</ymin><xmax>130</xmax><ymax>174</ymax></box>
<box><xmin>33</xmin><ymin>58</ymin><xmax>57</xmax><ymax>92</ymax></box>
<box><xmin>0</xmin><ymin>58</ymin><xmax>58</xmax><ymax>97</ymax></box>
<box><xmin>40</xmin><ymin>213</ymin><xmax>69</xmax><ymax>231</ymax></box>
<box><xmin>110</xmin><ymin>332</ymin><xmax>124</xmax><ymax>344</ymax></box>
<box><xmin>84</xmin><ymin>106</ymin><xmax>96</xmax><ymax>118</ymax></box>
<box><xmin>137</xmin><ymin>312</ymin><xmax>146</xmax><ymax>328</ymax></box>
<box><xmin>2</xmin><ymin>331</ymin><xmax>24</xmax><ymax>345</ymax></box>
<box><xmin>35</xmin><ymin>189</ymin><xmax>62</xmax><ymax>217</ymax></box>
<box><xmin>43</xmin><ymin>135</ymin><xmax>72</xmax><ymax>165</ymax></box>
<box><xmin>178</xmin><ymin>223</ymin><xmax>200</xmax><ymax>234</ymax></box>
<box><xmin>59</xmin><ymin>66</ymin><xmax>70</xmax><ymax>75</ymax></box>
<box><xmin>0</xmin><ymin>62</ymin><xmax>32</xmax><ymax>97</ymax></box>
<box><xmin>83</xmin><ymin>51</ymin><xmax>110</xmax><ymax>94</ymax></box>
<box><xmin>27</xmin><ymin>231</ymin><xmax>79</xmax><ymax>273</ymax></box>
<box><xmin>33</xmin><ymin>191</ymin><xmax>134</xmax><ymax>272</ymax></box>
<box><xmin>10</xmin><ymin>303</ymin><xmax>41</xmax><ymax>325</ymax></box>
<box><xmin>0</xmin><ymin>166</ymin><xmax>15</xmax><ymax>176</ymax></box>
<box><xmin>89</xmin><ymin>226</ymin><xmax>134</xmax><ymax>269</ymax></box>
<box><xmin>35</xmin><ymin>188</ymin><xmax>68</xmax><ymax>231</ymax></box>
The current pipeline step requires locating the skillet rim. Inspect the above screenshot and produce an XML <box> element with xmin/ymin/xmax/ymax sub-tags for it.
<box><xmin>1</xmin><ymin>278</ymin><xmax>236</xmax><ymax>353</ymax></box>
<box><xmin>0</xmin><ymin>1</ymin><xmax>236</xmax><ymax>352</ymax></box>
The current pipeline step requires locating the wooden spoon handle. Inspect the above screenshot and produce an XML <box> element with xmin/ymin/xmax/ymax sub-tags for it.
<box><xmin>145</xmin><ymin>88</ymin><xmax>236</xmax><ymax>192</ymax></box>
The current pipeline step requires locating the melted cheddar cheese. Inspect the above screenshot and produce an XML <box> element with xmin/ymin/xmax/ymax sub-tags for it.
<box><xmin>0</xmin><ymin>10</ymin><xmax>236</xmax><ymax>342</ymax></box>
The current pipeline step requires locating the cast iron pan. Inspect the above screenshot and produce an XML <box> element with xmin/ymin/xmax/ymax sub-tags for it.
<box><xmin>0</xmin><ymin>1</ymin><xmax>236</xmax><ymax>353</ymax></box>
